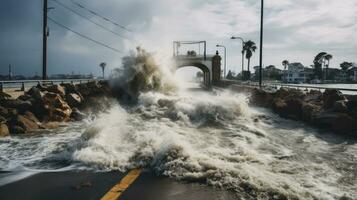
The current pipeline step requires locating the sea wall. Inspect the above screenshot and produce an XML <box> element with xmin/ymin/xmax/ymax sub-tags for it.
<box><xmin>248</xmin><ymin>86</ymin><xmax>357</xmax><ymax>137</ymax></box>
<box><xmin>0</xmin><ymin>81</ymin><xmax>113</xmax><ymax>137</ymax></box>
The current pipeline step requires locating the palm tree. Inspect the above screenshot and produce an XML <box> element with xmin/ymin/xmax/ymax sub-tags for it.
<box><xmin>243</xmin><ymin>40</ymin><xmax>257</xmax><ymax>73</ymax></box>
<box><xmin>99</xmin><ymin>62</ymin><xmax>106</xmax><ymax>79</ymax></box>
<box><xmin>324</xmin><ymin>54</ymin><xmax>333</xmax><ymax>79</ymax></box>
<box><xmin>313</xmin><ymin>52</ymin><xmax>327</xmax><ymax>80</ymax></box>
<box><xmin>282</xmin><ymin>60</ymin><xmax>289</xmax><ymax>70</ymax></box>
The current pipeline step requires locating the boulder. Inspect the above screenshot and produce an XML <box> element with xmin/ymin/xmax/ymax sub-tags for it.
<box><xmin>45</xmin><ymin>85</ymin><xmax>66</xmax><ymax>96</ymax></box>
<box><xmin>10</xmin><ymin>125</ymin><xmax>25</xmax><ymax>134</ymax></box>
<box><xmin>271</xmin><ymin>96</ymin><xmax>304</xmax><ymax>119</ymax></box>
<box><xmin>10</xmin><ymin>115</ymin><xmax>39</xmax><ymax>134</ymax></box>
<box><xmin>42</xmin><ymin>92</ymin><xmax>72</xmax><ymax>122</ymax></box>
<box><xmin>275</xmin><ymin>87</ymin><xmax>290</xmax><ymax>99</ymax></box>
<box><xmin>0</xmin><ymin>115</ymin><xmax>6</xmax><ymax>123</ymax></box>
<box><xmin>52</xmin><ymin>108</ymin><xmax>72</xmax><ymax>122</ymax></box>
<box><xmin>0</xmin><ymin>106</ymin><xmax>9</xmax><ymax>117</ymax></box>
<box><xmin>331</xmin><ymin>114</ymin><xmax>356</xmax><ymax>134</ymax></box>
<box><xmin>66</xmin><ymin>93</ymin><xmax>82</xmax><ymax>108</ymax></box>
<box><xmin>61</xmin><ymin>83</ymin><xmax>77</xmax><ymax>94</ymax></box>
<box><xmin>2</xmin><ymin>99</ymin><xmax>32</xmax><ymax>113</ymax></box>
<box><xmin>24</xmin><ymin>111</ymin><xmax>40</xmax><ymax>124</ymax></box>
<box><xmin>70</xmin><ymin>108</ymin><xmax>86</xmax><ymax>121</ymax></box>
<box><xmin>302</xmin><ymin>103</ymin><xmax>321</xmax><ymax>122</ymax></box>
<box><xmin>26</xmin><ymin>86</ymin><xmax>44</xmax><ymax>100</ymax></box>
<box><xmin>17</xmin><ymin>94</ymin><xmax>32</xmax><ymax>101</ymax></box>
<box><xmin>76</xmin><ymin>84</ymin><xmax>91</xmax><ymax>97</ymax></box>
<box><xmin>304</xmin><ymin>90</ymin><xmax>322</xmax><ymax>102</ymax></box>
<box><xmin>322</xmin><ymin>89</ymin><xmax>346</xmax><ymax>109</ymax></box>
<box><xmin>40</xmin><ymin>122</ymin><xmax>60</xmax><ymax>129</ymax></box>
<box><xmin>333</xmin><ymin>100</ymin><xmax>348</xmax><ymax>113</ymax></box>
<box><xmin>312</xmin><ymin>112</ymin><xmax>338</xmax><ymax>128</ymax></box>
<box><xmin>0</xmin><ymin>123</ymin><xmax>10</xmax><ymax>137</ymax></box>
<box><xmin>250</xmin><ymin>89</ymin><xmax>274</xmax><ymax>107</ymax></box>
<box><xmin>272</xmin><ymin>98</ymin><xmax>287</xmax><ymax>115</ymax></box>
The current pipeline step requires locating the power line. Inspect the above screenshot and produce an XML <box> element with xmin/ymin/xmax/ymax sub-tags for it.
<box><xmin>48</xmin><ymin>16</ymin><xmax>123</xmax><ymax>53</ymax></box>
<box><xmin>70</xmin><ymin>0</ymin><xmax>133</xmax><ymax>33</ymax></box>
<box><xmin>50</xmin><ymin>0</ymin><xmax>128</xmax><ymax>40</ymax></box>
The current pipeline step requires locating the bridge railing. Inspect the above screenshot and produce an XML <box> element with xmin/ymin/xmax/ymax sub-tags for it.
<box><xmin>0</xmin><ymin>79</ymin><xmax>103</xmax><ymax>92</ymax></box>
<box><xmin>224</xmin><ymin>80</ymin><xmax>357</xmax><ymax>94</ymax></box>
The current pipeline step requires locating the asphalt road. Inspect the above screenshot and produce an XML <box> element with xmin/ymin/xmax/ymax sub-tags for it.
<box><xmin>0</xmin><ymin>170</ymin><xmax>237</xmax><ymax>200</ymax></box>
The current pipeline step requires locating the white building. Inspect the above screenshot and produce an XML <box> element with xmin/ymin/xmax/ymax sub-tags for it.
<box><xmin>349</xmin><ymin>66</ymin><xmax>357</xmax><ymax>82</ymax></box>
<box><xmin>283</xmin><ymin>63</ymin><xmax>312</xmax><ymax>83</ymax></box>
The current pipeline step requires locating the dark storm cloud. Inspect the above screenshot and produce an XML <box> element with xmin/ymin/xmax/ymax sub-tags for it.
<box><xmin>0</xmin><ymin>0</ymin><xmax>154</xmax><ymax>77</ymax></box>
<box><xmin>1</xmin><ymin>0</ymin><xmax>356</xmax><ymax>77</ymax></box>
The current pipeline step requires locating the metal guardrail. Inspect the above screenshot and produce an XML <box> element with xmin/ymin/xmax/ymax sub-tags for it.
<box><xmin>224</xmin><ymin>80</ymin><xmax>357</xmax><ymax>93</ymax></box>
<box><xmin>0</xmin><ymin>79</ymin><xmax>103</xmax><ymax>92</ymax></box>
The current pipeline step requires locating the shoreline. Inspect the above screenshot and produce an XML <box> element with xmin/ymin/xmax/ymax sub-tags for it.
<box><xmin>228</xmin><ymin>83</ymin><xmax>357</xmax><ymax>137</ymax></box>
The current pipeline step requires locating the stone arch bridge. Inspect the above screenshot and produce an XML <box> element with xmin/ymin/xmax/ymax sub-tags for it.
<box><xmin>172</xmin><ymin>41</ymin><xmax>222</xmax><ymax>87</ymax></box>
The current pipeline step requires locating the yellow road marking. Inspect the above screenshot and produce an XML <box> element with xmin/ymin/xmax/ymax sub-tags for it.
<box><xmin>101</xmin><ymin>169</ymin><xmax>142</xmax><ymax>200</ymax></box>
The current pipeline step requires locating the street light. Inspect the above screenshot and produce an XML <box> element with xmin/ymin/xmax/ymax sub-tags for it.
<box><xmin>231</xmin><ymin>36</ymin><xmax>245</xmax><ymax>76</ymax></box>
<box><xmin>259</xmin><ymin>0</ymin><xmax>264</xmax><ymax>88</ymax></box>
<box><xmin>216</xmin><ymin>44</ymin><xmax>227</xmax><ymax>78</ymax></box>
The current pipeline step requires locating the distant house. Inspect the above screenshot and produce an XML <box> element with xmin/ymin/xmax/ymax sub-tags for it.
<box><xmin>283</xmin><ymin>63</ymin><xmax>312</xmax><ymax>83</ymax></box>
<box><xmin>348</xmin><ymin>67</ymin><xmax>357</xmax><ymax>82</ymax></box>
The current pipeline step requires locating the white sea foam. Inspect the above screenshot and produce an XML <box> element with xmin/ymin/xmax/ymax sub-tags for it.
<box><xmin>70</xmin><ymin>89</ymin><xmax>356</xmax><ymax>200</ymax></box>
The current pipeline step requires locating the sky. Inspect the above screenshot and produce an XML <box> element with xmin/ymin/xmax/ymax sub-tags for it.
<box><xmin>0</xmin><ymin>0</ymin><xmax>356</xmax><ymax>77</ymax></box>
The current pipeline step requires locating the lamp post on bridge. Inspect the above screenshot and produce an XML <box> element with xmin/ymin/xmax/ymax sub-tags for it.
<box><xmin>216</xmin><ymin>44</ymin><xmax>227</xmax><ymax>78</ymax></box>
<box><xmin>230</xmin><ymin>36</ymin><xmax>245</xmax><ymax>78</ymax></box>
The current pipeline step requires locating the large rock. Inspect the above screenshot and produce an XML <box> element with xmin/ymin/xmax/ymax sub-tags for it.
<box><xmin>313</xmin><ymin>112</ymin><xmax>337</xmax><ymax>127</ymax></box>
<box><xmin>10</xmin><ymin>115</ymin><xmax>39</xmax><ymax>134</ymax></box>
<box><xmin>45</xmin><ymin>85</ymin><xmax>66</xmax><ymax>96</ymax></box>
<box><xmin>42</xmin><ymin>92</ymin><xmax>72</xmax><ymax>122</ymax></box>
<box><xmin>272</xmin><ymin>97</ymin><xmax>303</xmax><ymax>119</ymax></box>
<box><xmin>70</xmin><ymin>108</ymin><xmax>86</xmax><ymax>121</ymax></box>
<box><xmin>313</xmin><ymin>112</ymin><xmax>357</xmax><ymax>134</ymax></box>
<box><xmin>61</xmin><ymin>83</ymin><xmax>77</xmax><ymax>93</ymax></box>
<box><xmin>331</xmin><ymin>114</ymin><xmax>356</xmax><ymax>134</ymax></box>
<box><xmin>0</xmin><ymin>106</ymin><xmax>9</xmax><ymax>117</ymax></box>
<box><xmin>304</xmin><ymin>90</ymin><xmax>322</xmax><ymax>102</ymax></box>
<box><xmin>322</xmin><ymin>89</ymin><xmax>346</xmax><ymax>109</ymax></box>
<box><xmin>272</xmin><ymin>98</ymin><xmax>287</xmax><ymax>115</ymax></box>
<box><xmin>26</xmin><ymin>86</ymin><xmax>44</xmax><ymax>100</ymax></box>
<box><xmin>2</xmin><ymin>99</ymin><xmax>32</xmax><ymax>113</ymax></box>
<box><xmin>333</xmin><ymin>100</ymin><xmax>348</xmax><ymax>113</ymax></box>
<box><xmin>0</xmin><ymin>123</ymin><xmax>10</xmax><ymax>137</ymax></box>
<box><xmin>65</xmin><ymin>93</ymin><xmax>82</xmax><ymax>108</ymax></box>
<box><xmin>302</xmin><ymin>103</ymin><xmax>321</xmax><ymax>122</ymax></box>
<box><xmin>0</xmin><ymin>115</ymin><xmax>6</xmax><ymax>123</ymax></box>
<box><xmin>250</xmin><ymin>89</ymin><xmax>274</xmax><ymax>107</ymax></box>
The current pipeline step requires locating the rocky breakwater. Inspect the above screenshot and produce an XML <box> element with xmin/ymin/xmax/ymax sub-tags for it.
<box><xmin>251</xmin><ymin>87</ymin><xmax>357</xmax><ymax>137</ymax></box>
<box><xmin>0</xmin><ymin>81</ymin><xmax>113</xmax><ymax>137</ymax></box>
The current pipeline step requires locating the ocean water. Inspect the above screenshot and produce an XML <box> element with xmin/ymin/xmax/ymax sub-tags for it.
<box><xmin>0</xmin><ymin>88</ymin><xmax>356</xmax><ymax>200</ymax></box>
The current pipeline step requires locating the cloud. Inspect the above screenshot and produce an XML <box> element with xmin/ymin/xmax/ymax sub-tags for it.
<box><xmin>0</xmin><ymin>0</ymin><xmax>356</xmax><ymax>77</ymax></box>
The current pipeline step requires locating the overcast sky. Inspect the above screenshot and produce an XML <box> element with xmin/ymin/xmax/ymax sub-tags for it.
<box><xmin>0</xmin><ymin>0</ymin><xmax>356</xmax><ymax>77</ymax></box>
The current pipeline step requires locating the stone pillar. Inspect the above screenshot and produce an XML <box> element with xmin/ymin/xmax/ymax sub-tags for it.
<box><xmin>212</xmin><ymin>51</ymin><xmax>222</xmax><ymax>84</ymax></box>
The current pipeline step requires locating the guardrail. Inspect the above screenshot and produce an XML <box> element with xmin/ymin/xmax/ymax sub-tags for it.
<box><xmin>224</xmin><ymin>80</ymin><xmax>357</xmax><ymax>93</ymax></box>
<box><xmin>0</xmin><ymin>79</ymin><xmax>103</xmax><ymax>93</ymax></box>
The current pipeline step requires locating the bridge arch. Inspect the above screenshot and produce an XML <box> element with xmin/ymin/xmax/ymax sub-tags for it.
<box><xmin>174</xmin><ymin>63</ymin><xmax>211</xmax><ymax>87</ymax></box>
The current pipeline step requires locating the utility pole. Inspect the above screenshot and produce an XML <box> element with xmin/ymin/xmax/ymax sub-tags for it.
<box><xmin>259</xmin><ymin>0</ymin><xmax>264</xmax><ymax>88</ymax></box>
<box><xmin>42</xmin><ymin>0</ymin><xmax>48</xmax><ymax>80</ymax></box>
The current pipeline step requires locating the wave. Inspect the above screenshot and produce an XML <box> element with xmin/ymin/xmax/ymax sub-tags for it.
<box><xmin>72</xmin><ymin>90</ymin><xmax>356</xmax><ymax>200</ymax></box>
